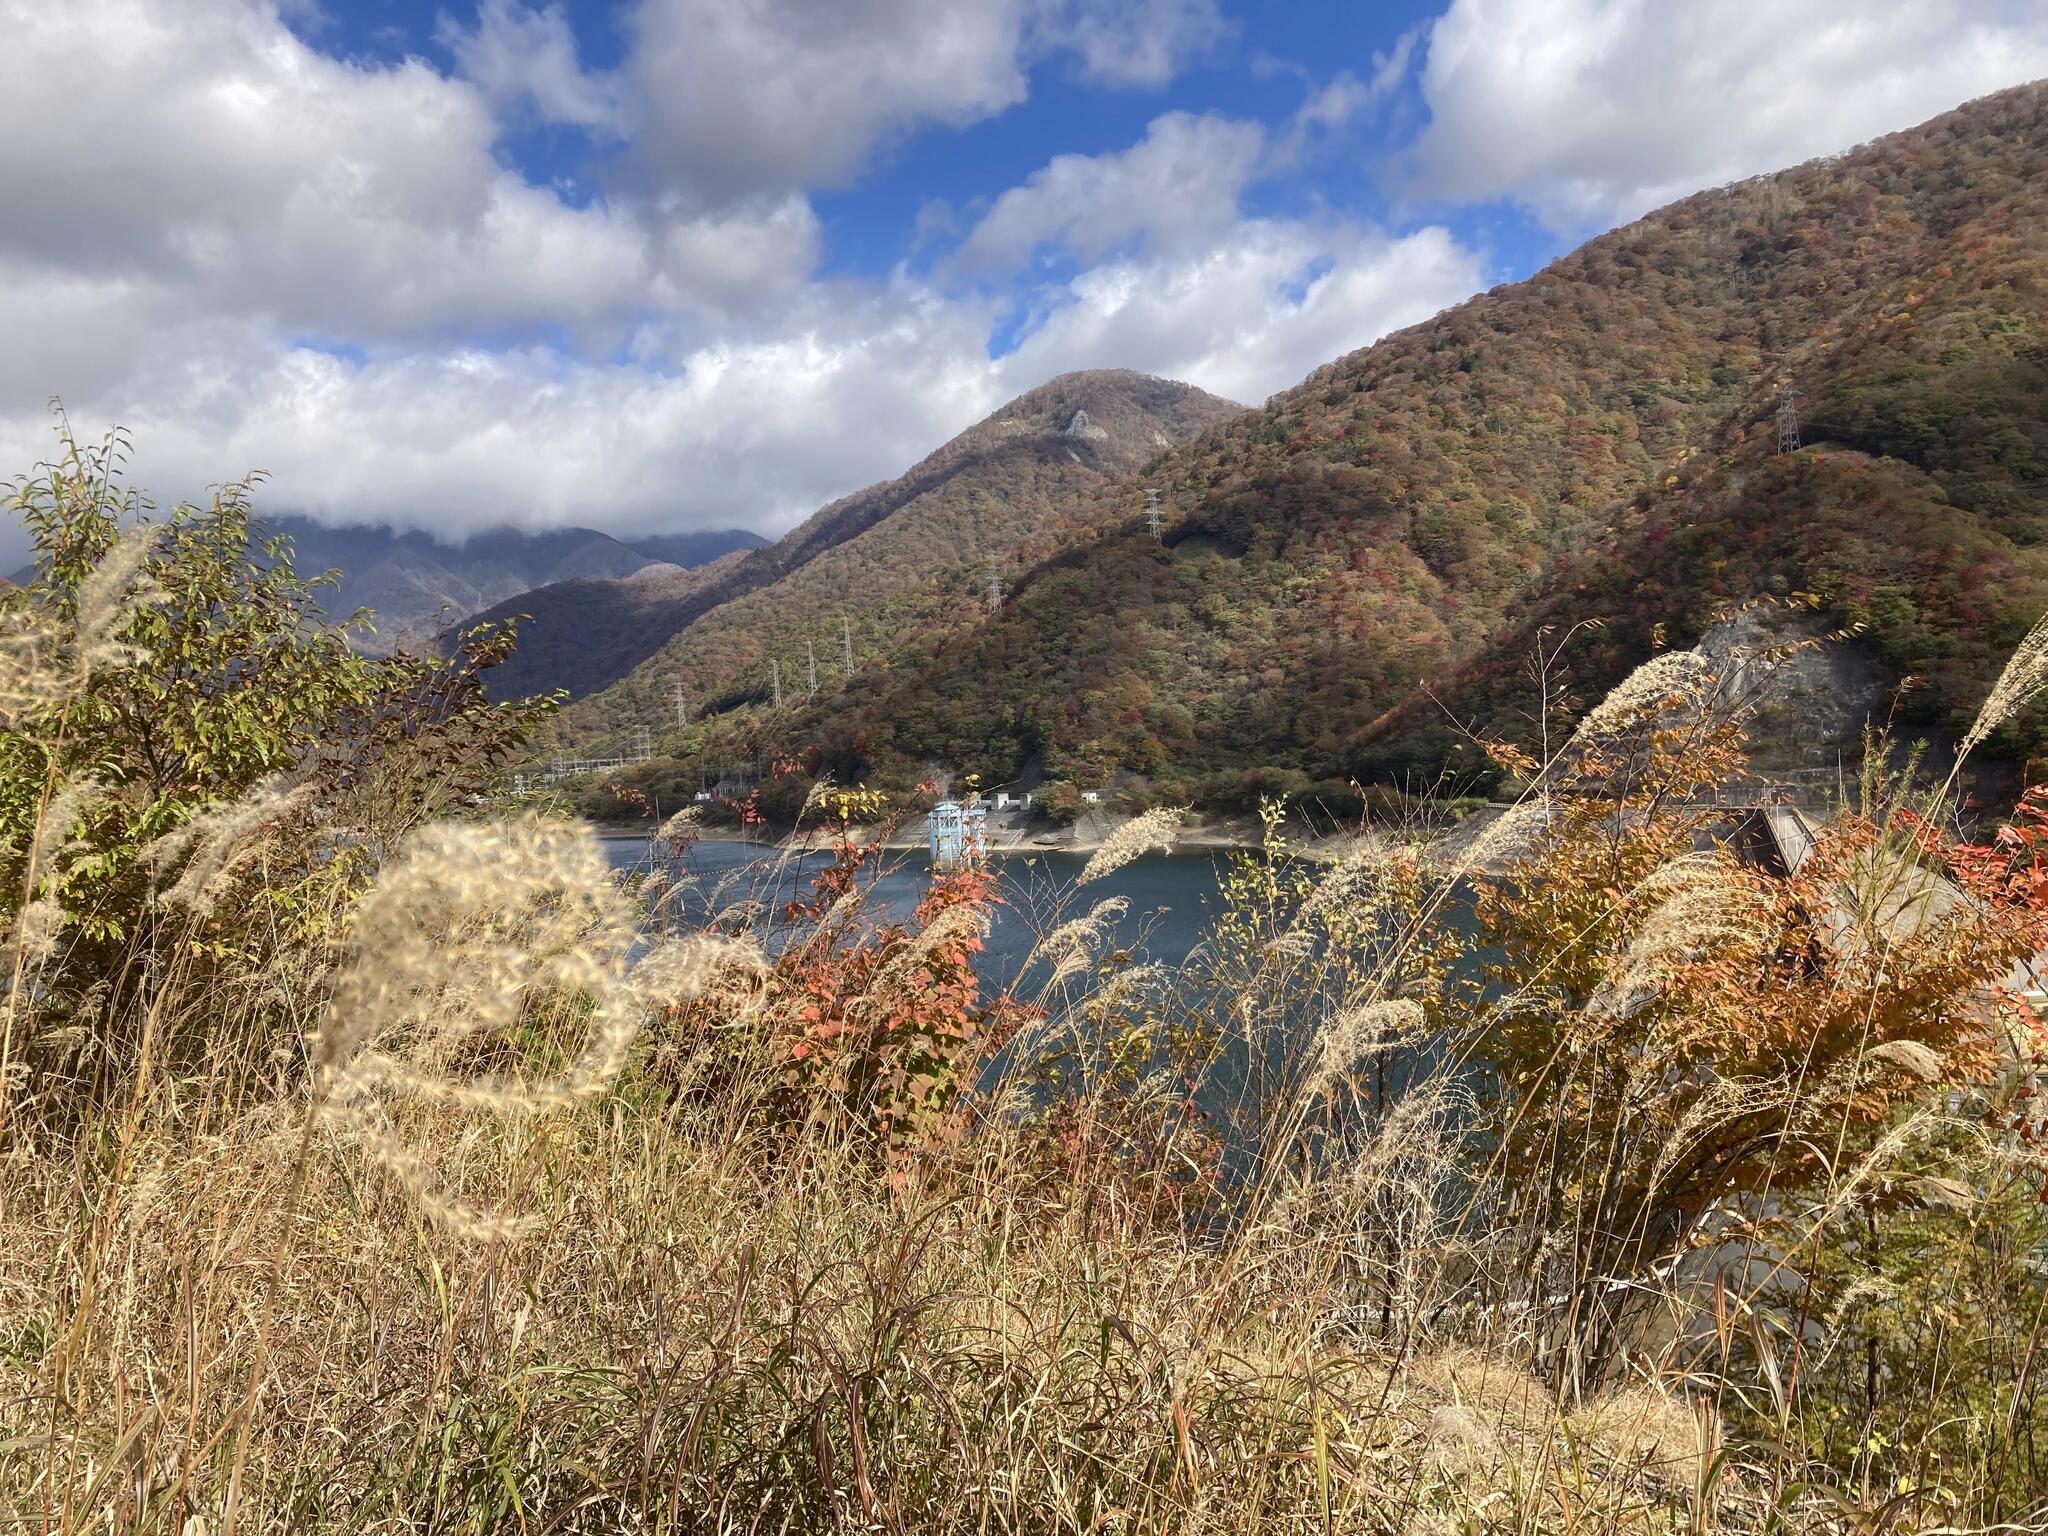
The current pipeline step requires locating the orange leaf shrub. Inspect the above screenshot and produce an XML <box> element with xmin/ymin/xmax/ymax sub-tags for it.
<box><xmin>662</xmin><ymin>827</ymin><xmax>1023</xmax><ymax>1164</ymax></box>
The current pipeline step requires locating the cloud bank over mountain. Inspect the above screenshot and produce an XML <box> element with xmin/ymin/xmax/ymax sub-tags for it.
<box><xmin>1</xmin><ymin>0</ymin><xmax>2042</xmax><ymax>545</ymax></box>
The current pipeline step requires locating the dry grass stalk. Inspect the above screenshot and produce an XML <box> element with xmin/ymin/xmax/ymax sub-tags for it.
<box><xmin>1464</xmin><ymin>649</ymin><xmax>1723</xmax><ymax>872</ymax></box>
<box><xmin>1302</xmin><ymin>998</ymin><xmax>1425</xmax><ymax>1100</ymax></box>
<box><xmin>145</xmin><ymin>777</ymin><xmax>316</xmax><ymax>916</ymax></box>
<box><xmin>1078</xmin><ymin>807</ymin><xmax>1182</xmax><ymax>884</ymax></box>
<box><xmin>69</xmin><ymin>525</ymin><xmax>162</xmax><ymax>681</ymax></box>
<box><xmin>1569</xmin><ymin>1386</ymin><xmax>1712</xmax><ymax>1479</ymax></box>
<box><xmin>1027</xmin><ymin>895</ymin><xmax>1130</xmax><ymax>990</ymax></box>
<box><xmin>1868</xmin><ymin>1037</ymin><xmax>1945</xmax><ymax>1081</ymax></box>
<box><xmin>1962</xmin><ymin>606</ymin><xmax>2048</xmax><ymax>756</ymax></box>
<box><xmin>0</xmin><ymin>607</ymin><xmax>59</xmax><ymax>727</ymax></box>
<box><xmin>1591</xmin><ymin>854</ymin><xmax>1769</xmax><ymax>1018</ymax></box>
<box><xmin>655</xmin><ymin>804</ymin><xmax>704</xmax><ymax>843</ymax></box>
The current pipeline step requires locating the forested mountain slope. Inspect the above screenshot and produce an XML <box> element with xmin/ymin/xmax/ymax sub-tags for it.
<box><xmin>534</xmin><ymin>370</ymin><xmax>1242</xmax><ymax>725</ymax></box>
<box><xmin>450</xmin><ymin>550</ymin><xmax>753</xmax><ymax>701</ymax></box>
<box><xmin>762</xmin><ymin>83</ymin><xmax>2048</xmax><ymax>798</ymax></box>
<box><xmin>1366</xmin><ymin>140</ymin><xmax>2048</xmax><ymax>783</ymax></box>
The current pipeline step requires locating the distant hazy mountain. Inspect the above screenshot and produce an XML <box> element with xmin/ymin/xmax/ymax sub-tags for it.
<box><xmin>482</xmin><ymin>369</ymin><xmax>1245</xmax><ymax>710</ymax></box>
<box><xmin>256</xmin><ymin>516</ymin><xmax>763</xmax><ymax>655</ymax></box>
<box><xmin>627</xmin><ymin>530</ymin><xmax>771</xmax><ymax>569</ymax></box>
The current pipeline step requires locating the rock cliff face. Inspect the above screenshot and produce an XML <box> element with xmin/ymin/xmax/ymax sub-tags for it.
<box><xmin>1694</xmin><ymin>608</ymin><xmax>1889</xmax><ymax>773</ymax></box>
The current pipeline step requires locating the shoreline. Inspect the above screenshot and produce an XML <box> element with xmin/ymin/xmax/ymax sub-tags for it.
<box><xmin>585</xmin><ymin>805</ymin><xmax>1507</xmax><ymax>867</ymax></box>
<box><xmin>588</xmin><ymin>811</ymin><xmax>1286</xmax><ymax>857</ymax></box>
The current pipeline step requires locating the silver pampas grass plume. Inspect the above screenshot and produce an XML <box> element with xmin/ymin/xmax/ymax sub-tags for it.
<box><xmin>1962</xmin><ymin>607</ymin><xmax>2048</xmax><ymax>758</ymax></box>
<box><xmin>311</xmin><ymin>814</ymin><xmax>756</xmax><ymax>1238</ymax></box>
<box><xmin>1079</xmin><ymin>808</ymin><xmax>1182</xmax><ymax>884</ymax></box>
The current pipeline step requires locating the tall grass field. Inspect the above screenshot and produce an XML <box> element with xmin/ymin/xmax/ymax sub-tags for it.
<box><xmin>6</xmin><ymin>425</ymin><xmax>2048</xmax><ymax>1531</ymax></box>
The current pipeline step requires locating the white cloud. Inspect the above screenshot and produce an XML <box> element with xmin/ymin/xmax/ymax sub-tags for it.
<box><xmin>997</xmin><ymin>221</ymin><xmax>1483</xmax><ymax>406</ymax></box>
<box><xmin>953</xmin><ymin>111</ymin><xmax>1267</xmax><ymax>273</ymax></box>
<box><xmin>1366</xmin><ymin>28</ymin><xmax>1422</xmax><ymax>102</ymax></box>
<box><xmin>0</xmin><ymin>288</ymin><xmax>1008</xmax><ymax>542</ymax></box>
<box><xmin>1292</xmin><ymin>72</ymin><xmax>1372</xmax><ymax>138</ymax></box>
<box><xmin>618</xmin><ymin>0</ymin><xmax>1230</xmax><ymax>206</ymax></box>
<box><xmin>0</xmin><ymin>0</ymin><xmax>818</xmax><ymax>346</ymax></box>
<box><xmin>0</xmin><ymin>0</ymin><xmax>899</xmax><ymax>545</ymax></box>
<box><xmin>1409</xmin><ymin>0</ymin><xmax>2048</xmax><ymax>233</ymax></box>
<box><xmin>437</xmin><ymin>0</ymin><xmax>625</xmax><ymax>135</ymax></box>
<box><xmin>644</xmin><ymin>196</ymin><xmax>824</xmax><ymax>325</ymax></box>
<box><xmin>622</xmin><ymin>0</ymin><xmax>1036</xmax><ymax>202</ymax></box>
<box><xmin>946</xmin><ymin>100</ymin><xmax>1484</xmax><ymax>405</ymax></box>
<box><xmin>0</xmin><ymin>0</ymin><xmax>1486</xmax><ymax>560</ymax></box>
<box><xmin>1029</xmin><ymin>0</ymin><xmax>1231</xmax><ymax>88</ymax></box>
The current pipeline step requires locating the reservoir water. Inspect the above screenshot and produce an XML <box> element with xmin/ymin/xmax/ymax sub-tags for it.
<box><xmin>606</xmin><ymin>833</ymin><xmax>1484</xmax><ymax>1166</ymax></box>
<box><xmin>602</xmin><ymin>833</ymin><xmax>1235</xmax><ymax>989</ymax></box>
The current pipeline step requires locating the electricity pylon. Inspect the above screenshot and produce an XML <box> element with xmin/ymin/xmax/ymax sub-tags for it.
<box><xmin>1776</xmin><ymin>385</ymin><xmax>1803</xmax><ymax>454</ymax></box>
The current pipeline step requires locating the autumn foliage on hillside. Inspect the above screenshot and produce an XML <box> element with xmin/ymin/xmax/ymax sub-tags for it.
<box><xmin>708</xmin><ymin>84</ymin><xmax>2048</xmax><ymax>805</ymax></box>
<box><xmin>1386</xmin><ymin>138</ymin><xmax>2048</xmax><ymax>785</ymax></box>
<box><xmin>521</xmin><ymin>370</ymin><xmax>1241</xmax><ymax>729</ymax></box>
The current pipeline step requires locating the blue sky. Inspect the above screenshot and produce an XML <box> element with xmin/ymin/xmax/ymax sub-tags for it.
<box><xmin>1</xmin><ymin>0</ymin><xmax>2044</xmax><ymax>549</ymax></box>
<box><xmin>289</xmin><ymin>0</ymin><xmax>1558</xmax><ymax>322</ymax></box>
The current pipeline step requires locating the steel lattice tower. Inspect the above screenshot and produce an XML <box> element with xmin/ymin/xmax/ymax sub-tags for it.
<box><xmin>1776</xmin><ymin>385</ymin><xmax>1802</xmax><ymax>455</ymax></box>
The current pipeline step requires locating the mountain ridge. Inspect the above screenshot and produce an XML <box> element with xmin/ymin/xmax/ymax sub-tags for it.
<box><xmin>709</xmin><ymin>82</ymin><xmax>2048</xmax><ymax>803</ymax></box>
<box><xmin>491</xmin><ymin>369</ymin><xmax>1245</xmax><ymax>710</ymax></box>
<box><xmin>240</xmin><ymin>516</ymin><xmax>766</xmax><ymax>657</ymax></box>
